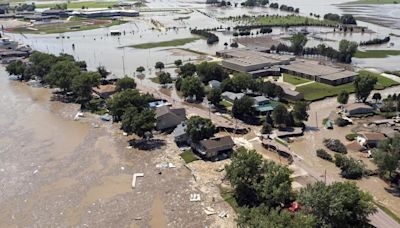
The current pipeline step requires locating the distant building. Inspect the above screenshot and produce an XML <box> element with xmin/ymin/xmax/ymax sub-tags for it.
<box><xmin>221</xmin><ymin>91</ymin><xmax>244</xmax><ymax>103</ymax></box>
<box><xmin>280</xmin><ymin>60</ymin><xmax>357</xmax><ymax>86</ymax></box>
<box><xmin>195</xmin><ymin>136</ymin><xmax>235</xmax><ymax>159</ymax></box>
<box><xmin>42</xmin><ymin>9</ymin><xmax>71</xmax><ymax>18</ymax></box>
<box><xmin>356</xmin><ymin>132</ymin><xmax>386</xmax><ymax>148</ymax></box>
<box><xmin>344</xmin><ymin>103</ymin><xmax>374</xmax><ymax>116</ymax></box>
<box><xmin>92</xmin><ymin>84</ymin><xmax>117</xmax><ymax>99</ymax></box>
<box><xmin>71</xmin><ymin>9</ymin><xmax>139</xmax><ymax>18</ymax></box>
<box><xmin>155</xmin><ymin>106</ymin><xmax>186</xmax><ymax>131</ymax></box>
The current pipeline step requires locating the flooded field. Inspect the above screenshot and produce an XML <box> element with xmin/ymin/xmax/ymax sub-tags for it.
<box><xmin>0</xmin><ymin>67</ymin><xmax>219</xmax><ymax>227</ymax></box>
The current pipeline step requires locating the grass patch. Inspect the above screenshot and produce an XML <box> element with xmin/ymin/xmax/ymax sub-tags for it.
<box><xmin>354</xmin><ymin>50</ymin><xmax>400</xmax><ymax>58</ymax></box>
<box><xmin>297</xmin><ymin>71</ymin><xmax>398</xmax><ymax>101</ymax></box>
<box><xmin>345</xmin><ymin>133</ymin><xmax>358</xmax><ymax>141</ymax></box>
<box><xmin>220</xmin><ymin>99</ymin><xmax>233</xmax><ymax>108</ymax></box>
<box><xmin>36</xmin><ymin>1</ymin><xmax>116</xmax><ymax>9</ymax></box>
<box><xmin>283</xmin><ymin>74</ymin><xmax>312</xmax><ymax>85</ymax></box>
<box><xmin>218</xmin><ymin>185</ymin><xmax>239</xmax><ymax>212</ymax></box>
<box><xmin>375</xmin><ymin>202</ymin><xmax>400</xmax><ymax>224</ymax></box>
<box><xmin>127</xmin><ymin>37</ymin><xmax>200</xmax><ymax>49</ymax></box>
<box><xmin>179</xmin><ymin>149</ymin><xmax>199</xmax><ymax>164</ymax></box>
<box><xmin>149</xmin><ymin>77</ymin><xmax>160</xmax><ymax>84</ymax></box>
<box><xmin>12</xmin><ymin>19</ymin><xmax>125</xmax><ymax>34</ymax></box>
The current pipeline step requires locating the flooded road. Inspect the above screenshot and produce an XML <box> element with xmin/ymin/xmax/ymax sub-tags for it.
<box><xmin>0</xmin><ymin>67</ymin><xmax>212</xmax><ymax>227</ymax></box>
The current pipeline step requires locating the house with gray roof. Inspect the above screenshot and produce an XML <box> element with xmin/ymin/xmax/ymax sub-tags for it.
<box><xmin>221</xmin><ymin>91</ymin><xmax>245</xmax><ymax>103</ymax></box>
<box><xmin>155</xmin><ymin>106</ymin><xmax>186</xmax><ymax>131</ymax></box>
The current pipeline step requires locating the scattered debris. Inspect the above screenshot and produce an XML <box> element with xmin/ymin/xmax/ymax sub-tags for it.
<box><xmin>204</xmin><ymin>207</ymin><xmax>217</xmax><ymax>215</ymax></box>
<box><xmin>123</xmin><ymin>132</ymin><xmax>128</xmax><ymax>136</ymax></box>
<box><xmin>156</xmin><ymin>162</ymin><xmax>176</xmax><ymax>169</ymax></box>
<box><xmin>218</xmin><ymin>211</ymin><xmax>228</xmax><ymax>218</ymax></box>
<box><xmin>100</xmin><ymin>114</ymin><xmax>111</xmax><ymax>121</ymax></box>
<box><xmin>126</xmin><ymin>146</ymin><xmax>133</xmax><ymax>149</ymax></box>
<box><xmin>189</xmin><ymin>193</ymin><xmax>201</xmax><ymax>202</ymax></box>
<box><xmin>74</xmin><ymin>112</ymin><xmax>84</xmax><ymax>121</ymax></box>
<box><xmin>33</xmin><ymin>169</ymin><xmax>38</xmax><ymax>175</ymax></box>
<box><xmin>132</xmin><ymin>173</ymin><xmax>144</xmax><ymax>189</ymax></box>
<box><xmin>121</xmin><ymin>167</ymin><xmax>125</xmax><ymax>170</ymax></box>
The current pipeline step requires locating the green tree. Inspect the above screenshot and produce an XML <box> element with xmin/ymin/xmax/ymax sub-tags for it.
<box><xmin>271</xmin><ymin>105</ymin><xmax>289</xmax><ymax>128</ymax></box>
<box><xmin>136</xmin><ymin>66</ymin><xmax>145</xmax><ymax>74</ymax></box>
<box><xmin>158</xmin><ymin>72</ymin><xmax>173</xmax><ymax>85</ymax></box>
<box><xmin>292</xmin><ymin>101</ymin><xmax>309</xmax><ymax>122</ymax></box>
<box><xmin>97</xmin><ymin>65</ymin><xmax>109</xmax><ymax>79</ymax></box>
<box><xmin>290</xmin><ymin>33</ymin><xmax>308</xmax><ymax>55</ymax></box>
<box><xmin>186</xmin><ymin>116</ymin><xmax>216</xmax><ymax>142</ymax></box>
<box><xmin>179</xmin><ymin>63</ymin><xmax>197</xmax><ymax>77</ymax></box>
<box><xmin>155</xmin><ymin>61</ymin><xmax>165</xmax><ymax>71</ymax></box>
<box><xmin>72</xmin><ymin>71</ymin><xmax>100</xmax><ymax>105</ymax></box>
<box><xmin>261</xmin><ymin>122</ymin><xmax>272</xmax><ymax>134</ymax></box>
<box><xmin>121</xmin><ymin>107</ymin><xmax>155</xmax><ymax>138</ymax></box>
<box><xmin>107</xmin><ymin>89</ymin><xmax>152</xmax><ymax>121</ymax></box>
<box><xmin>28</xmin><ymin>51</ymin><xmax>58</xmax><ymax>79</ymax></box>
<box><xmin>231</xmin><ymin>72</ymin><xmax>253</xmax><ymax>92</ymax></box>
<box><xmin>207</xmin><ymin>88</ymin><xmax>222</xmax><ymax>106</ymax></box>
<box><xmin>232</xmin><ymin>96</ymin><xmax>255</xmax><ymax>118</ymax></box>
<box><xmin>372</xmin><ymin>135</ymin><xmax>400</xmax><ymax>180</ymax></box>
<box><xmin>372</xmin><ymin>92</ymin><xmax>382</xmax><ymax>103</ymax></box>
<box><xmin>225</xmin><ymin>147</ymin><xmax>264</xmax><ymax>207</ymax></box>
<box><xmin>354</xmin><ymin>74</ymin><xmax>377</xmax><ymax>102</ymax></box>
<box><xmin>6</xmin><ymin>60</ymin><xmax>26</xmax><ymax>79</ymax></box>
<box><xmin>116</xmin><ymin>76</ymin><xmax>136</xmax><ymax>91</ymax></box>
<box><xmin>337</xmin><ymin>90</ymin><xmax>349</xmax><ymax>105</ymax></box>
<box><xmin>334</xmin><ymin>154</ymin><xmax>367</xmax><ymax>179</ymax></box>
<box><xmin>180</xmin><ymin>76</ymin><xmax>205</xmax><ymax>102</ymax></box>
<box><xmin>45</xmin><ymin>60</ymin><xmax>81</xmax><ymax>92</ymax></box>
<box><xmin>237</xmin><ymin>206</ymin><xmax>316</xmax><ymax>228</ymax></box>
<box><xmin>298</xmin><ymin>181</ymin><xmax>376</xmax><ymax>228</ymax></box>
<box><xmin>174</xmin><ymin>59</ymin><xmax>183</xmax><ymax>68</ymax></box>
<box><xmin>196</xmin><ymin>61</ymin><xmax>228</xmax><ymax>83</ymax></box>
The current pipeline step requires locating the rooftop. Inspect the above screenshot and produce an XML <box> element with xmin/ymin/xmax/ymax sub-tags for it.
<box><xmin>358</xmin><ymin>132</ymin><xmax>386</xmax><ymax>141</ymax></box>
<box><xmin>200</xmin><ymin>136</ymin><xmax>235</xmax><ymax>153</ymax></box>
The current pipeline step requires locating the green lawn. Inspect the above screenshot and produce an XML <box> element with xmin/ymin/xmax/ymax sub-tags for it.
<box><xmin>11</xmin><ymin>19</ymin><xmax>125</xmax><ymax>34</ymax></box>
<box><xmin>127</xmin><ymin>37</ymin><xmax>201</xmax><ymax>49</ymax></box>
<box><xmin>149</xmin><ymin>77</ymin><xmax>160</xmax><ymax>84</ymax></box>
<box><xmin>283</xmin><ymin>74</ymin><xmax>312</xmax><ymax>85</ymax></box>
<box><xmin>354</xmin><ymin>50</ymin><xmax>400</xmax><ymax>58</ymax></box>
<box><xmin>218</xmin><ymin>185</ymin><xmax>239</xmax><ymax>212</ymax></box>
<box><xmin>179</xmin><ymin>149</ymin><xmax>199</xmax><ymax>164</ymax></box>
<box><xmin>296</xmin><ymin>71</ymin><xmax>398</xmax><ymax>101</ymax></box>
<box><xmin>36</xmin><ymin>1</ymin><xmax>117</xmax><ymax>9</ymax></box>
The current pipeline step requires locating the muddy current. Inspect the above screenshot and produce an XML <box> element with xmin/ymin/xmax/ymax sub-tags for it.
<box><xmin>0</xmin><ymin>67</ymin><xmax>209</xmax><ymax>227</ymax></box>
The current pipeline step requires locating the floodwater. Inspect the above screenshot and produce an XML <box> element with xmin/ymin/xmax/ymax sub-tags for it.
<box><xmin>1</xmin><ymin>0</ymin><xmax>400</xmax><ymax>226</ymax></box>
<box><xmin>0</xmin><ymin>66</ymin><xmax>209</xmax><ymax>227</ymax></box>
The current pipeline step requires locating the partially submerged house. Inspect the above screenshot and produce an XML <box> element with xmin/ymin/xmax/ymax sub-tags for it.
<box><xmin>155</xmin><ymin>106</ymin><xmax>186</xmax><ymax>131</ymax></box>
<box><xmin>356</xmin><ymin>132</ymin><xmax>386</xmax><ymax>148</ymax></box>
<box><xmin>92</xmin><ymin>84</ymin><xmax>117</xmax><ymax>99</ymax></box>
<box><xmin>195</xmin><ymin>136</ymin><xmax>235</xmax><ymax>159</ymax></box>
<box><xmin>253</xmin><ymin>96</ymin><xmax>274</xmax><ymax>113</ymax></box>
<box><xmin>343</xmin><ymin>103</ymin><xmax>374</xmax><ymax>116</ymax></box>
<box><xmin>208</xmin><ymin>80</ymin><xmax>221</xmax><ymax>89</ymax></box>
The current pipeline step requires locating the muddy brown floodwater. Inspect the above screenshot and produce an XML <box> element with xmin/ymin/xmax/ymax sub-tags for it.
<box><xmin>0</xmin><ymin>67</ymin><xmax>214</xmax><ymax>227</ymax></box>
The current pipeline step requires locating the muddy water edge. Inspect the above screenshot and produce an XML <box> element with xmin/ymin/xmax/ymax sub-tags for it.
<box><xmin>0</xmin><ymin>67</ymin><xmax>209</xmax><ymax>227</ymax></box>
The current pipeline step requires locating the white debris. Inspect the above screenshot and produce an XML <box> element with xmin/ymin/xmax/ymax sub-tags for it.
<box><xmin>74</xmin><ymin>112</ymin><xmax>84</xmax><ymax>120</ymax></box>
<box><xmin>204</xmin><ymin>207</ymin><xmax>216</xmax><ymax>215</ymax></box>
<box><xmin>218</xmin><ymin>211</ymin><xmax>228</xmax><ymax>218</ymax></box>
<box><xmin>168</xmin><ymin>163</ymin><xmax>176</xmax><ymax>168</ymax></box>
<box><xmin>190</xmin><ymin>193</ymin><xmax>201</xmax><ymax>202</ymax></box>
<box><xmin>121</xmin><ymin>167</ymin><xmax>125</xmax><ymax>170</ymax></box>
<box><xmin>132</xmin><ymin>173</ymin><xmax>144</xmax><ymax>188</ymax></box>
<box><xmin>123</xmin><ymin>132</ymin><xmax>128</xmax><ymax>136</ymax></box>
<box><xmin>33</xmin><ymin>169</ymin><xmax>38</xmax><ymax>175</ymax></box>
<box><xmin>0</xmin><ymin>169</ymin><xmax>4</xmax><ymax>172</ymax></box>
<box><xmin>126</xmin><ymin>146</ymin><xmax>132</xmax><ymax>149</ymax></box>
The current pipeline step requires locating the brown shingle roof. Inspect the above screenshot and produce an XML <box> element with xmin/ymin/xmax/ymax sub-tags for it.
<box><xmin>92</xmin><ymin>84</ymin><xmax>116</xmax><ymax>94</ymax></box>
<box><xmin>359</xmin><ymin>132</ymin><xmax>386</xmax><ymax>141</ymax></box>
<box><xmin>200</xmin><ymin>136</ymin><xmax>235</xmax><ymax>153</ymax></box>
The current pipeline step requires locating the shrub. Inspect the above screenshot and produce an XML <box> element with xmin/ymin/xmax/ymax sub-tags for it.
<box><xmin>316</xmin><ymin>149</ymin><xmax>333</xmax><ymax>161</ymax></box>
<box><xmin>345</xmin><ymin>133</ymin><xmax>357</xmax><ymax>141</ymax></box>
<box><xmin>323</xmin><ymin>138</ymin><xmax>347</xmax><ymax>154</ymax></box>
<box><xmin>334</xmin><ymin>154</ymin><xmax>366</xmax><ymax>179</ymax></box>
<box><xmin>335</xmin><ymin>117</ymin><xmax>351</xmax><ymax>127</ymax></box>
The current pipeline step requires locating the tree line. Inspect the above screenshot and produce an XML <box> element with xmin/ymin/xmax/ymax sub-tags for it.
<box><xmin>323</xmin><ymin>13</ymin><xmax>357</xmax><ymax>25</ymax></box>
<box><xmin>225</xmin><ymin>147</ymin><xmax>377</xmax><ymax>227</ymax></box>
<box><xmin>190</xmin><ymin>29</ymin><xmax>219</xmax><ymax>45</ymax></box>
<box><xmin>360</xmin><ymin>36</ymin><xmax>390</xmax><ymax>46</ymax></box>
